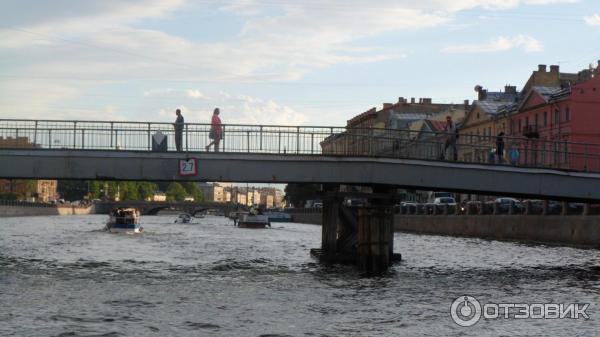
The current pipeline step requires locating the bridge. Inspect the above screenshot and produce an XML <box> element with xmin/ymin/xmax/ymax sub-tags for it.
<box><xmin>93</xmin><ymin>201</ymin><xmax>240</xmax><ymax>216</ymax></box>
<box><xmin>2</xmin><ymin>119</ymin><xmax>600</xmax><ymax>274</ymax></box>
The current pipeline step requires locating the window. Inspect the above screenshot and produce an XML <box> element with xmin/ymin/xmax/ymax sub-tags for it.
<box><xmin>565</xmin><ymin>107</ymin><xmax>570</xmax><ymax>122</ymax></box>
<box><xmin>544</xmin><ymin>111</ymin><xmax>547</xmax><ymax>126</ymax></box>
<box><xmin>555</xmin><ymin>109</ymin><xmax>560</xmax><ymax>125</ymax></box>
<box><xmin>535</xmin><ymin>113</ymin><xmax>538</xmax><ymax>127</ymax></box>
<box><xmin>525</xmin><ymin>117</ymin><xmax>529</xmax><ymax>126</ymax></box>
<box><xmin>518</xmin><ymin>119</ymin><xmax>522</xmax><ymax>133</ymax></box>
<box><xmin>488</xmin><ymin>127</ymin><xmax>491</xmax><ymax>137</ymax></box>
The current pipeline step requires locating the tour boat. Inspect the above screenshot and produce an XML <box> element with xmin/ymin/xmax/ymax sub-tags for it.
<box><xmin>106</xmin><ymin>207</ymin><xmax>142</xmax><ymax>233</ymax></box>
<box><xmin>237</xmin><ymin>213</ymin><xmax>270</xmax><ymax>228</ymax></box>
<box><xmin>174</xmin><ymin>213</ymin><xmax>192</xmax><ymax>223</ymax></box>
<box><xmin>265</xmin><ymin>211</ymin><xmax>292</xmax><ymax>223</ymax></box>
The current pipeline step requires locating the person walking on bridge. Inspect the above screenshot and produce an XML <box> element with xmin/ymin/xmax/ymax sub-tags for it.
<box><xmin>206</xmin><ymin>108</ymin><xmax>223</xmax><ymax>152</ymax></box>
<box><xmin>444</xmin><ymin>115</ymin><xmax>457</xmax><ymax>161</ymax></box>
<box><xmin>173</xmin><ymin>108</ymin><xmax>184</xmax><ymax>152</ymax></box>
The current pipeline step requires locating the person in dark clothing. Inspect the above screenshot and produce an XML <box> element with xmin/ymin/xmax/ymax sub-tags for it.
<box><xmin>174</xmin><ymin>109</ymin><xmax>184</xmax><ymax>152</ymax></box>
<box><xmin>496</xmin><ymin>131</ymin><xmax>505</xmax><ymax>164</ymax></box>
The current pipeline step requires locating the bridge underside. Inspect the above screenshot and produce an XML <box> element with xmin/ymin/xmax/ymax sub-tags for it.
<box><xmin>1</xmin><ymin>149</ymin><xmax>600</xmax><ymax>202</ymax></box>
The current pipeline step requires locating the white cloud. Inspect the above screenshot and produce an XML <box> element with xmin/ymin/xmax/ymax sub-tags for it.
<box><xmin>442</xmin><ymin>35</ymin><xmax>543</xmax><ymax>53</ymax></box>
<box><xmin>584</xmin><ymin>14</ymin><xmax>600</xmax><ymax>26</ymax></box>
<box><xmin>186</xmin><ymin>90</ymin><xmax>206</xmax><ymax>99</ymax></box>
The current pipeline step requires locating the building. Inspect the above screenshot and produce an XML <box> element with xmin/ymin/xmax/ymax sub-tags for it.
<box><xmin>458</xmin><ymin>85</ymin><xmax>520</xmax><ymax>162</ymax></box>
<box><xmin>508</xmin><ymin>63</ymin><xmax>600</xmax><ymax>170</ymax></box>
<box><xmin>198</xmin><ymin>183</ymin><xmax>226</xmax><ymax>202</ymax></box>
<box><xmin>321</xmin><ymin>97</ymin><xmax>469</xmax><ymax>156</ymax></box>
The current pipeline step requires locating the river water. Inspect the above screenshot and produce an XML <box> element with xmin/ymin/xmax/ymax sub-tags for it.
<box><xmin>0</xmin><ymin>215</ymin><xmax>598</xmax><ymax>336</ymax></box>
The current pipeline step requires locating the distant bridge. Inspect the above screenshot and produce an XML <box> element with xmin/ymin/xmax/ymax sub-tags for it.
<box><xmin>94</xmin><ymin>201</ymin><xmax>240</xmax><ymax>215</ymax></box>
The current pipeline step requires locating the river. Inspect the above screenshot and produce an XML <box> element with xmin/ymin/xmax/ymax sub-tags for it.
<box><xmin>0</xmin><ymin>215</ymin><xmax>598</xmax><ymax>336</ymax></box>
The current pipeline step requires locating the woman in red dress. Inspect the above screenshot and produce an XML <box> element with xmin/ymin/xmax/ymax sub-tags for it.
<box><xmin>206</xmin><ymin>108</ymin><xmax>223</xmax><ymax>152</ymax></box>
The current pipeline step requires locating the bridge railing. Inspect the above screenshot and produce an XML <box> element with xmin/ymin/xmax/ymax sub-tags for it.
<box><xmin>2</xmin><ymin>118</ymin><xmax>600</xmax><ymax>172</ymax></box>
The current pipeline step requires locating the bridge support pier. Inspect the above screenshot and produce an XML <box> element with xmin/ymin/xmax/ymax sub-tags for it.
<box><xmin>312</xmin><ymin>185</ymin><xmax>398</xmax><ymax>275</ymax></box>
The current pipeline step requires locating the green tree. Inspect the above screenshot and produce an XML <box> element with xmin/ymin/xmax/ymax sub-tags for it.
<box><xmin>138</xmin><ymin>182</ymin><xmax>159</xmax><ymax>201</ymax></box>
<box><xmin>284</xmin><ymin>183</ymin><xmax>321</xmax><ymax>208</ymax></box>
<box><xmin>119</xmin><ymin>181</ymin><xmax>140</xmax><ymax>201</ymax></box>
<box><xmin>183</xmin><ymin>182</ymin><xmax>203</xmax><ymax>202</ymax></box>
<box><xmin>166</xmin><ymin>182</ymin><xmax>187</xmax><ymax>201</ymax></box>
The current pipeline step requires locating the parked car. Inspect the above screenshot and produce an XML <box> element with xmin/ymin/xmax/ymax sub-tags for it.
<box><xmin>433</xmin><ymin>197</ymin><xmax>456</xmax><ymax>206</ymax></box>
<box><xmin>492</xmin><ymin>197</ymin><xmax>523</xmax><ymax>213</ymax></box>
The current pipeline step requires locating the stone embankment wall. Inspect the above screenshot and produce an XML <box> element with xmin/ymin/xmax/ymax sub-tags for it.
<box><xmin>0</xmin><ymin>203</ymin><xmax>95</xmax><ymax>217</ymax></box>
<box><xmin>288</xmin><ymin>210</ymin><xmax>600</xmax><ymax>248</ymax></box>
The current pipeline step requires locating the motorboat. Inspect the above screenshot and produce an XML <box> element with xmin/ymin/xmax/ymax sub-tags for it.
<box><xmin>237</xmin><ymin>213</ymin><xmax>270</xmax><ymax>228</ymax></box>
<box><xmin>265</xmin><ymin>211</ymin><xmax>292</xmax><ymax>223</ymax></box>
<box><xmin>106</xmin><ymin>207</ymin><xmax>142</xmax><ymax>233</ymax></box>
<box><xmin>174</xmin><ymin>213</ymin><xmax>192</xmax><ymax>223</ymax></box>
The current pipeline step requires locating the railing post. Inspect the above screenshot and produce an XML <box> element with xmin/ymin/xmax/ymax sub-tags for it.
<box><xmin>311</xmin><ymin>133</ymin><xmax>314</xmax><ymax>154</ymax></box>
<box><xmin>110</xmin><ymin>122</ymin><xmax>114</xmax><ymax>149</ymax></box>
<box><xmin>15</xmin><ymin>128</ymin><xmax>19</xmax><ymax>147</ymax></box>
<box><xmin>33</xmin><ymin>121</ymin><xmax>38</xmax><ymax>145</ymax></box>
<box><xmin>260</xmin><ymin>126</ymin><xmax>263</xmax><ymax>151</ymax></box>
<box><xmin>147</xmin><ymin>123</ymin><xmax>151</xmax><ymax>151</ymax></box>
<box><xmin>73</xmin><ymin>121</ymin><xmax>77</xmax><ymax>148</ymax></box>
<box><xmin>48</xmin><ymin>129</ymin><xmax>52</xmax><ymax>149</ymax></box>
<box><xmin>246</xmin><ymin>130</ymin><xmax>250</xmax><ymax>153</ymax></box>
<box><xmin>296</xmin><ymin>126</ymin><xmax>300</xmax><ymax>154</ymax></box>
<box><xmin>278</xmin><ymin>131</ymin><xmax>281</xmax><ymax>154</ymax></box>
<box><xmin>185</xmin><ymin>123</ymin><xmax>189</xmax><ymax>152</ymax></box>
<box><xmin>220</xmin><ymin>125</ymin><xmax>226</xmax><ymax>152</ymax></box>
<box><xmin>114</xmin><ymin>129</ymin><xmax>118</xmax><ymax>150</ymax></box>
<box><xmin>82</xmin><ymin>129</ymin><xmax>85</xmax><ymax>149</ymax></box>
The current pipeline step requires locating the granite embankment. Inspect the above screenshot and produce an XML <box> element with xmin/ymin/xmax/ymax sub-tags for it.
<box><xmin>288</xmin><ymin>210</ymin><xmax>600</xmax><ymax>248</ymax></box>
<box><xmin>0</xmin><ymin>202</ymin><xmax>95</xmax><ymax>217</ymax></box>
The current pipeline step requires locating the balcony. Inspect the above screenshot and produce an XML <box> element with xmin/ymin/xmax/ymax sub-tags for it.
<box><xmin>522</xmin><ymin>124</ymin><xmax>539</xmax><ymax>138</ymax></box>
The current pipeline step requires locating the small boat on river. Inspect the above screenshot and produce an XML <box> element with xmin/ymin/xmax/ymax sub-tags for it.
<box><xmin>265</xmin><ymin>211</ymin><xmax>292</xmax><ymax>223</ymax></box>
<box><xmin>174</xmin><ymin>213</ymin><xmax>192</xmax><ymax>223</ymax></box>
<box><xmin>237</xmin><ymin>213</ymin><xmax>270</xmax><ymax>228</ymax></box>
<box><xmin>106</xmin><ymin>207</ymin><xmax>142</xmax><ymax>233</ymax></box>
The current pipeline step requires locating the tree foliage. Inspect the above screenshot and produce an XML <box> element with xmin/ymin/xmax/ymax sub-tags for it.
<box><xmin>284</xmin><ymin>183</ymin><xmax>321</xmax><ymax>208</ymax></box>
<box><xmin>166</xmin><ymin>182</ymin><xmax>187</xmax><ymax>201</ymax></box>
<box><xmin>184</xmin><ymin>182</ymin><xmax>203</xmax><ymax>202</ymax></box>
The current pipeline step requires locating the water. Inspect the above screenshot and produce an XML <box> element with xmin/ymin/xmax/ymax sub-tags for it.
<box><xmin>0</xmin><ymin>215</ymin><xmax>599</xmax><ymax>336</ymax></box>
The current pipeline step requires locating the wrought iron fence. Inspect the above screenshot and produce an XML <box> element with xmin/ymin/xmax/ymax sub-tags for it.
<box><xmin>1</xmin><ymin>118</ymin><xmax>600</xmax><ymax>173</ymax></box>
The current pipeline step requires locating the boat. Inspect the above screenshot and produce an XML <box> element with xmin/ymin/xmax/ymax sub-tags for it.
<box><xmin>174</xmin><ymin>213</ymin><xmax>192</xmax><ymax>223</ymax></box>
<box><xmin>237</xmin><ymin>213</ymin><xmax>270</xmax><ymax>228</ymax></box>
<box><xmin>106</xmin><ymin>207</ymin><xmax>142</xmax><ymax>233</ymax></box>
<box><xmin>265</xmin><ymin>211</ymin><xmax>292</xmax><ymax>223</ymax></box>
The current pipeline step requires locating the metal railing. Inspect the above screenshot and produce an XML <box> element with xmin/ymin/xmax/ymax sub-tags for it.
<box><xmin>2</xmin><ymin>118</ymin><xmax>600</xmax><ymax>173</ymax></box>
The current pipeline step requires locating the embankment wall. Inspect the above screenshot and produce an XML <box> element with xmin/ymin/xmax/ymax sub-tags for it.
<box><xmin>290</xmin><ymin>211</ymin><xmax>600</xmax><ymax>248</ymax></box>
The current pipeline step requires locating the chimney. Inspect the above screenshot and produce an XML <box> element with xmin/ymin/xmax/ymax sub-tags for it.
<box><xmin>398</xmin><ymin>97</ymin><xmax>405</xmax><ymax>103</ymax></box>
<box><xmin>411</xmin><ymin>97</ymin><xmax>415</xmax><ymax>104</ymax></box>
<box><xmin>538</xmin><ymin>64</ymin><xmax>547</xmax><ymax>72</ymax></box>
<box><xmin>504</xmin><ymin>85</ymin><xmax>517</xmax><ymax>95</ymax></box>
<box><xmin>478</xmin><ymin>89</ymin><xmax>488</xmax><ymax>101</ymax></box>
<box><xmin>550</xmin><ymin>65</ymin><xmax>559</xmax><ymax>73</ymax></box>
<box><xmin>383</xmin><ymin>103</ymin><xmax>393</xmax><ymax>109</ymax></box>
<box><xmin>422</xmin><ymin>98</ymin><xmax>432</xmax><ymax>105</ymax></box>
<box><xmin>464</xmin><ymin>99</ymin><xmax>469</xmax><ymax>107</ymax></box>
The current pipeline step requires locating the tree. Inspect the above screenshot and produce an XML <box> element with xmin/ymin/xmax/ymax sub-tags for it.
<box><xmin>138</xmin><ymin>182</ymin><xmax>158</xmax><ymax>201</ymax></box>
<box><xmin>284</xmin><ymin>183</ymin><xmax>321</xmax><ymax>208</ymax></box>
<box><xmin>166</xmin><ymin>182</ymin><xmax>187</xmax><ymax>201</ymax></box>
<box><xmin>119</xmin><ymin>181</ymin><xmax>140</xmax><ymax>201</ymax></box>
<box><xmin>184</xmin><ymin>182</ymin><xmax>203</xmax><ymax>202</ymax></box>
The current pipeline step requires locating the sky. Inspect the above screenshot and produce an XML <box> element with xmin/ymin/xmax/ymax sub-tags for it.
<box><xmin>0</xmin><ymin>0</ymin><xmax>599</xmax><ymax>127</ymax></box>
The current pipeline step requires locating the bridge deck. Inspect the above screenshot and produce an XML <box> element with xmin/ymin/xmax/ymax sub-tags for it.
<box><xmin>1</xmin><ymin>149</ymin><xmax>599</xmax><ymax>202</ymax></box>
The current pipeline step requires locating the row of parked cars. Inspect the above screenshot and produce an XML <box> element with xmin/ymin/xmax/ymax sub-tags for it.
<box><xmin>398</xmin><ymin>197</ymin><xmax>585</xmax><ymax>215</ymax></box>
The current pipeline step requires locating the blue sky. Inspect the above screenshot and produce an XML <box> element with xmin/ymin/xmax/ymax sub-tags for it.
<box><xmin>0</xmin><ymin>0</ymin><xmax>598</xmax><ymax>126</ymax></box>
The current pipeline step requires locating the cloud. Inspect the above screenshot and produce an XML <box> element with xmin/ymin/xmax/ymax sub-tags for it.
<box><xmin>584</xmin><ymin>14</ymin><xmax>600</xmax><ymax>26</ymax></box>
<box><xmin>442</xmin><ymin>35</ymin><xmax>543</xmax><ymax>53</ymax></box>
